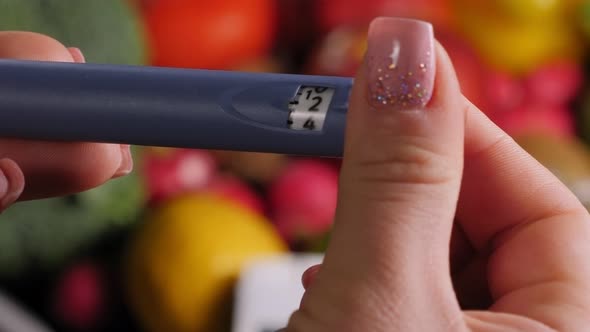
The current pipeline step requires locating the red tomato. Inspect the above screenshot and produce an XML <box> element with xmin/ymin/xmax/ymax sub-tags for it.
<box><xmin>142</xmin><ymin>0</ymin><xmax>277</xmax><ymax>69</ymax></box>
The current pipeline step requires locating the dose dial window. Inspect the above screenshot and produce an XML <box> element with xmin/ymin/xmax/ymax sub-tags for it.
<box><xmin>288</xmin><ymin>86</ymin><xmax>335</xmax><ymax>131</ymax></box>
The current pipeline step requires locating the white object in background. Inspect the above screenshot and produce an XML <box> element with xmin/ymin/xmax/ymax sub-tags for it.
<box><xmin>0</xmin><ymin>291</ymin><xmax>54</xmax><ymax>332</ymax></box>
<box><xmin>232</xmin><ymin>253</ymin><xmax>324</xmax><ymax>332</ymax></box>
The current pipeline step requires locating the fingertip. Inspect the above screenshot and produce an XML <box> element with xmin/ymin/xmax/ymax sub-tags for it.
<box><xmin>0</xmin><ymin>31</ymin><xmax>74</xmax><ymax>62</ymax></box>
<box><xmin>64</xmin><ymin>143</ymin><xmax>124</xmax><ymax>191</ymax></box>
<box><xmin>0</xmin><ymin>158</ymin><xmax>24</xmax><ymax>211</ymax></box>
<box><xmin>15</xmin><ymin>142</ymin><xmax>123</xmax><ymax>200</ymax></box>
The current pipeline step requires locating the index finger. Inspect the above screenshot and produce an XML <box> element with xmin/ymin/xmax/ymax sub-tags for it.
<box><xmin>457</xmin><ymin>99</ymin><xmax>590</xmax><ymax>328</ymax></box>
<box><xmin>0</xmin><ymin>31</ymin><xmax>130</xmax><ymax>201</ymax></box>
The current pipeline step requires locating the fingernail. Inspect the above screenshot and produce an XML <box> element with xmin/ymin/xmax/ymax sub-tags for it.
<box><xmin>67</xmin><ymin>47</ymin><xmax>86</xmax><ymax>63</ymax></box>
<box><xmin>0</xmin><ymin>169</ymin><xmax>8</xmax><ymax>204</ymax></box>
<box><xmin>366</xmin><ymin>17</ymin><xmax>435</xmax><ymax>111</ymax></box>
<box><xmin>113</xmin><ymin>145</ymin><xmax>134</xmax><ymax>178</ymax></box>
<box><xmin>302</xmin><ymin>264</ymin><xmax>321</xmax><ymax>290</ymax></box>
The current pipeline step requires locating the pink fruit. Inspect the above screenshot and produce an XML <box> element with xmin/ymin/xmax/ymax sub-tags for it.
<box><xmin>269</xmin><ymin>159</ymin><xmax>339</xmax><ymax>243</ymax></box>
<box><xmin>53</xmin><ymin>261</ymin><xmax>105</xmax><ymax>330</ymax></box>
<box><xmin>485</xmin><ymin>70</ymin><xmax>526</xmax><ymax>112</ymax></box>
<box><xmin>207</xmin><ymin>174</ymin><xmax>265</xmax><ymax>215</ymax></box>
<box><xmin>144</xmin><ymin>148</ymin><xmax>217</xmax><ymax>205</ymax></box>
<box><xmin>524</xmin><ymin>60</ymin><xmax>584</xmax><ymax>106</ymax></box>
<box><xmin>493</xmin><ymin>104</ymin><xmax>575</xmax><ymax>138</ymax></box>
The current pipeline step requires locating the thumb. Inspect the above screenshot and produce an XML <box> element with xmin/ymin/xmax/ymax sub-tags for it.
<box><xmin>287</xmin><ymin>18</ymin><xmax>467</xmax><ymax>331</ymax></box>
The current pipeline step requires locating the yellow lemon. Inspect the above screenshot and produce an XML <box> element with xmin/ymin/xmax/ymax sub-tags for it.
<box><xmin>125</xmin><ymin>193</ymin><xmax>286</xmax><ymax>332</ymax></box>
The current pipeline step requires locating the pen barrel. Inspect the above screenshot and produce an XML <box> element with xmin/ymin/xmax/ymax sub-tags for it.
<box><xmin>0</xmin><ymin>60</ymin><xmax>353</xmax><ymax>157</ymax></box>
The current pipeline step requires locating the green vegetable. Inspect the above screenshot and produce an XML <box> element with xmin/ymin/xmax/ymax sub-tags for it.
<box><xmin>0</xmin><ymin>1</ymin><xmax>148</xmax><ymax>277</ymax></box>
<box><xmin>0</xmin><ymin>0</ymin><xmax>147</xmax><ymax>64</ymax></box>
<box><xmin>0</xmin><ymin>149</ymin><xmax>146</xmax><ymax>277</ymax></box>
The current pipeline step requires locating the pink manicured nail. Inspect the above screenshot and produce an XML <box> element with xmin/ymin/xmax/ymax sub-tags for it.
<box><xmin>67</xmin><ymin>47</ymin><xmax>86</xmax><ymax>63</ymax></box>
<box><xmin>366</xmin><ymin>17</ymin><xmax>435</xmax><ymax>111</ymax></box>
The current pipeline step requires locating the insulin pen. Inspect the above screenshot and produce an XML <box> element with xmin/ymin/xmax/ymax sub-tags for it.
<box><xmin>0</xmin><ymin>59</ymin><xmax>353</xmax><ymax>157</ymax></box>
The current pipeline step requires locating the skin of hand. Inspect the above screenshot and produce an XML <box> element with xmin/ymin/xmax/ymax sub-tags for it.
<box><xmin>0</xmin><ymin>31</ymin><xmax>133</xmax><ymax>212</ymax></box>
<box><xmin>1</xmin><ymin>20</ymin><xmax>589</xmax><ymax>332</ymax></box>
<box><xmin>285</xmin><ymin>17</ymin><xmax>590</xmax><ymax>332</ymax></box>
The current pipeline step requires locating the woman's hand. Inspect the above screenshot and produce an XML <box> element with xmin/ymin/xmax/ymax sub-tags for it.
<box><xmin>286</xmin><ymin>17</ymin><xmax>590</xmax><ymax>332</ymax></box>
<box><xmin>0</xmin><ymin>31</ymin><xmax>133</xmax><ymax>212</ymax></box>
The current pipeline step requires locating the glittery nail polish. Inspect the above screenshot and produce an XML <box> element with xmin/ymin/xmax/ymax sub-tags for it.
<box><xmin>366</xmin><ymin>17</ymin><xmax>435</xmax><ymax>111</ymax></box>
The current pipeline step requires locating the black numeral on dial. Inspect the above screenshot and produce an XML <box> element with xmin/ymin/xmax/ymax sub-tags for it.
<box><xmin>309</xmin><ymin>96</ymin><xmax>322</xmax><ymax>111</ymax></box>
<box><xmin>288</xmin><ymin>86</ymin><xmax>334</xmax><ymax>131</ymax></box>
<box><xmin>303</xmin><ymin>118</ymin><xmax>316</xmax><ymax>130</ymax></box>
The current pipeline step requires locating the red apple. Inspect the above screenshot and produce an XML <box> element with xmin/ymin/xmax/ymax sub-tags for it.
<box><xmin>524</xmin><ymin>60</ymin><xmax>584</xmax><ymax>107</ymax></box>
<box><xmin>143</xmin><ymin>148</ymin><xmax>217</xmax><ymax>205</ymax></box>
<box><xmin>269</xmin><ymin>159</ymin><xmax>339</xmax><ymax>243</ymax></box>
<box><xmin>207</xmin><ymin>174</ymin><xmax>265</xmax><ymax>215</ymax></box>
<box><xmin>53</xmin><ymin>261</ymin><xmax>105</xmax><ymax>330</ymax></box>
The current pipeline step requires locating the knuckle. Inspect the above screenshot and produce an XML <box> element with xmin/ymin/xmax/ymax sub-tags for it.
<box><xmin>354</xmin><ymin>135</ymin><xmax>459</xmax><ymax>187</ymax></box>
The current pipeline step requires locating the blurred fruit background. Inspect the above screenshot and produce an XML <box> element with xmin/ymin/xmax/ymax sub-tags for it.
<box><xmin>0</xmin><ymin>0</ymin><xmax>589</xmax><ymax>331</ymax></box>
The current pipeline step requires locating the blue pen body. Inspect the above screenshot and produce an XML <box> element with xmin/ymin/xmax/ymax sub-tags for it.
<box><xmin>0</xmin><ymin>59</ymin><xmax>353</xmax><ymax>157</ymax></box>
